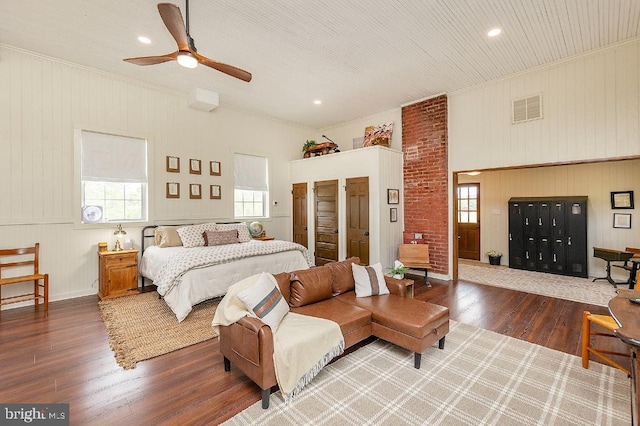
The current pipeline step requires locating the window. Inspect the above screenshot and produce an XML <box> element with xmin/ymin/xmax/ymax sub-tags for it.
<box><xmin>234</xmin><ymin>153</ymin><xmax>268</xmax><ymax>218</ymax></box>
<box><xmin>80</xmin><ymin>130</ymin><xmax>148</xmax><ymax>223</ymax></box>
<box><xmin>457</xmin><ymin>184</ymin><xmax>479</xmax><ymax>223</ymax></box>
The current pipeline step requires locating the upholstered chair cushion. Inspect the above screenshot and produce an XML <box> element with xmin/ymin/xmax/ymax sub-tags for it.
<box><xmin>289</xmin><ymin>267</ymin><xmax>333</xmax><ymax>307</ymax></box>
<box><xmin>325</xmin><ymin>257</ymin><xmax>361</xmax><ymax>294</ymax></box>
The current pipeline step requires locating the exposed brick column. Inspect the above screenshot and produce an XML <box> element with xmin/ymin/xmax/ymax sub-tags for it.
<box><xmin>401</xmin><ymin>95</ymin><xmax>448</xmax><ymax>275</ymax></box>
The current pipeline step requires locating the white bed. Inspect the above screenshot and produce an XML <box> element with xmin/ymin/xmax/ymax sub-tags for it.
<box><xmin>140</xmin><ymin>241</ymin><xmax>311</xmax><ymax>322</ymax></box>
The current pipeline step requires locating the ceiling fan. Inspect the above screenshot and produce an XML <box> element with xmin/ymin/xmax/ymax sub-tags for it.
<box><xmin>123</xmin><ymin>1</ymin><xmax>252</xmax><ymax>82</ymax></box>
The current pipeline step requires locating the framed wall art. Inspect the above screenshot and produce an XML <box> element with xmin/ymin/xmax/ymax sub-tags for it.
<box><xmin>210</xmin><ymin>161</ymin><xmax>221</xmax><ymax>176</ymax></box>
<box><xmin>390</xmin><ymin>207</ymin><xmax>398</xmax><ymax>222</ymax></box>
<box><xmin>190</xmin><ymin>184</ymin><xmax>202</xmax><ymax>199</ymax></box>
<box><xmin>613</xmin><ymin>213</ymin><xmax>632</xmax><ymax>229</ymax></box>
<box><xmin>166</xmin><ymin>156</ymin><xmax>180</xmax><ymax>173</ymax></box>
<box><xmin>189</xmin><ymin>159</ymin><xmax>202</xmax><ymax>175</ymax></box>
<box><xmin>387</xmin><ymin>189</ymin><xmax>399</xmax><ymax>204</ymax></box>
<box><xmin>210</xmin><ymin>184</ymin><xmax>221</xmax><ymax>199</ymax></box>
<box><xmin>611</xmin><ymin>191</ymin><xmax>634</xmax><ymax>209</ymax></box>
<box><xmin>166</xmin><ymin>182</ymin><xmax>180</xmax><ymax>198</ymax></box>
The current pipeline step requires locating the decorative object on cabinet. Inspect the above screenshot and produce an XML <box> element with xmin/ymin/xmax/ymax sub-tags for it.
<box><xmin>248</xmin><ymin>221</ymin><xmax>264</xmax><ymax>237</ymax></box>
<box><xmin>508</xmin><ymin>197</ymin><xmax>588</xmax><ymax>278</ymax></box>
<box><xmin>303</xmin><ymin>141</ymin><xmax>338</xmax><ymax>158</ymax></box>
<box><xmin>166</xmin><ymin>182</ymin><xmax>180</xmax><ymax>198</ymax></box>
<box><xmin>363</xmin><ymin>121</ymin><xmax>393</xmax><ymax>147</ymax></box>
<box><xmin>166</xmin><ymin>156</ymin><xmax>180</xmax><ymax>172</ymax></box>
<box><xmin>390</xmin><ymin>207</ymin><xmax>398</xmax><ymax>222</ymax></box>
<box><xmin>302</xmin><ymin>139</ymin><xmax>316</xmax><ymax>153</ymax></box>
<box><xmin>210</xmin><ymin>161</ymin><xmax>221</xmax><ymax>176</ymax></box>
<box><xmin>98</xmin><ymin>249</ymin><xmax>139</xmax><ymax>299</ymax></box>
<box><xmin>98</xmin><ymin>242</ymin><xmax>108</xmax><ymax>252</ymax></box>
<box><xmin>190</xmin><ymin>184</ymin><xmax>202</xmax><ymax>199</ymax></box>
<box><xmin>113</xmin><ymin>224</ymin><xmax>127</xmax><ymax>251</ymax></box>
<box><xmin>387</xmin><ymin>189</ymin><xmax>399</xmax><ymax>204</ymax></box>
<box><xmin>611</xmin><ymin>191</ymin><xmax>634</xmax><ymax>209</ymax></box>
<box><xmin>0</xmin><ymin>243</ymin><xmax>48</xmax><ymax>311</ymax></box>
<box><xmin>189</xmin><ymin>159</ymin><xmax>201</xmax><ymax>174</ymax></box>
<box><xmin>210</xmin><ymin>184</ymin><xmax>221</xmax><ymax>199</ymax></box>
<box><xmin>613</xmin><ymin>213</ymin><xmax>632</xmax><ymax>229</ymax></box>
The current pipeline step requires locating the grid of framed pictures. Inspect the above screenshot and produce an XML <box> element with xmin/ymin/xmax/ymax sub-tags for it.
<box><xmin>165</xmin><ymin>156</ymin><xmax>222</xmax><ymax>199</ymax></box>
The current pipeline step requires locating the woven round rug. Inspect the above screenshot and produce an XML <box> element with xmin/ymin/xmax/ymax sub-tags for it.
<box><xmin>99</xmin><ymin>291</ymin><xmax>219</xmax><ymax>369</ymax></box>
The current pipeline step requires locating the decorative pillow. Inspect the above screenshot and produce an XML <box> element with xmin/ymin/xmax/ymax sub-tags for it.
<box><xmin>237</xmin><ymin>273</ymin><xmax>289</xmax><ymax>332</ymax></box>
<box><xmin>215</xmin><ymin>222</ymin><xmax>252</xmax><ymax>243</ymax></box>
<box><xmin>203</xmin><ymin>230</ymin><xmax>239</xmax><ymax>246</ymax></box>
<box><xmin>155</xmin><ymin>226</ymin><xmax>182</xmax><ymax>248</ymax></box>
<box><xmin>289</xmin><ymin>267</ymin><xmax>333</xmax><ymax>307</ymax></box>
<box><xmin>352</xmin><ymin>263</ymin><xmax>389</xmax><ymax>298</ymax></box>
<box><xmin>176</xmin><ymin>222</ymin><xmax>217</xmax><ymax>248</ymax></box>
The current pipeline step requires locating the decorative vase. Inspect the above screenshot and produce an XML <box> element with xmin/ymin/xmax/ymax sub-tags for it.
<box><xmin>488</xmin><ymin>255</ymin><xmax>502</xmax><ymax>266</ymax></box>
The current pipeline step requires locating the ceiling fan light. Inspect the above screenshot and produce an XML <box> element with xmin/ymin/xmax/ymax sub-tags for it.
<box><xmin>177</xmin><ymin>52</ymin><xmax>198</xmax><ymax>68</ymax></box>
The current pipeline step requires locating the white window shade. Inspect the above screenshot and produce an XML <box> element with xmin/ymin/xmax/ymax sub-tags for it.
<box><xmin>234</xmin><ymin>154</ymin><xmax>268</xmax><ymax>191</ymax></box>
<box><xmin>82</xmin><ymin>130</ymin><xmax>147</xmax><ymax>182</ymax></box>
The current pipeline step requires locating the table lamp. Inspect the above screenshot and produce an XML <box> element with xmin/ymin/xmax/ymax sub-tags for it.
<box><xmin>113</xmin><ymin>224</ymin><xmax>127</xmax><ymax>251</ymax></box>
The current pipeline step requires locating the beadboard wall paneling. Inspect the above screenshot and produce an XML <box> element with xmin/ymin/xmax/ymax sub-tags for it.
<box><xmin>449</xmin><ymin>40</ymin><xmax>640</xmax><ymax>171</ymax></box>
<box><xmin>458</xmin><ymin>159</ymin><xmax>640</xmax><ymax>280</ymax></box>
<box><xmin>0</xmin><ymin>46</ymin><xmax>313</xmax><ymax>306</ymax></box>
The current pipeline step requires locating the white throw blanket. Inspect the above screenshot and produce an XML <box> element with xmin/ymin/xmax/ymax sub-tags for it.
<box><xmin>212</xmin><ymin>274</ymin><xmax>344</xmax><ymax>400</ymax></box>
<box><xmin>155</xmin><ymin>240</ymin><xmax>313</xmax><ymax>296</ymax></box>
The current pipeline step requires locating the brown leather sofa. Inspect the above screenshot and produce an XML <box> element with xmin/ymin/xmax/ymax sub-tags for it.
<box><xmin>219</xmin><ymin>257</ymin><xmax>449</xmax><ymax>408</ymax></box>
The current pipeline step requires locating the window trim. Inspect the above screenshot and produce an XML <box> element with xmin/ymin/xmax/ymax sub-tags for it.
<box><xmin>74</xmin><ymin>125</ymin><xmax>153</xmax><ymax>229</ymax></box>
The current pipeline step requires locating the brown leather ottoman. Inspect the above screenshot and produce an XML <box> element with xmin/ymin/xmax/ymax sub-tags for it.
<box><xmin>336</xmin><ymin>293</ymin><xmax>449</xmax><ymax>368</ymax></box>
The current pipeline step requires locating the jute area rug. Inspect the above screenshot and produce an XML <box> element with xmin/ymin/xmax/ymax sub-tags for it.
<box><xmin>98</xmin><ymin>291</ymin><xmax>219</xmax><ymax>369</ymax></box>
<box><xmin>459</xmin><ymin>260</ymin><xmax>618</xmax><ymax>307</ymax></box>
<box><xmin>226</xmin><ymin>320</ymin><xmax>629</xmax><ymax>425</ymax></box>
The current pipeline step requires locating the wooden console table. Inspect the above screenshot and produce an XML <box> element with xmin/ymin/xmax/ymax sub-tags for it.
<box><xmin>609</xmin><ymin>289</ymin><xmax>640</xmax><ymax>425</ymax></box>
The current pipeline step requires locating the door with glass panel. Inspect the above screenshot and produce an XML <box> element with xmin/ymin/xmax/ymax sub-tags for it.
<box><xmin>457</xmin><ymin>183</ymin><xmax>480</xmax><ymax>260</ymax></box>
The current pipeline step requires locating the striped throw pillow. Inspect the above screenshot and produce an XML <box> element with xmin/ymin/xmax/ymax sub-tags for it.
<box><xmin>237</xmin><ymin>273</ymin><xmax>289</xmax><ymax>332</ymax></box>
<box><xmin>352</xmin><ymin>263</ymin><xmax>389</xmax><ymax>298</ymax></box>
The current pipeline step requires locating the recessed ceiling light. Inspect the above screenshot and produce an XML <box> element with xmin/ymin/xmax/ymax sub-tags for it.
<box><xmin>138</xmin><ymin>36</ymin><xmax>152</xmax><ymax>44</ymax></box>
<box><xmin>487</xmin><ymin>28</ymin><xmax>501</xmax><ymax>37</ymax></box>
<box><xmin>313</xmin><ymin>100</ymin><xmax>322</xmax><ymax>105</ymax></box>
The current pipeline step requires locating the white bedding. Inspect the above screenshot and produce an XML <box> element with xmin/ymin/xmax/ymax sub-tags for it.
<box><xmin>140</xmin><ymin>242</ymin><xmax>311</xmax><ymax>322</ymax></box>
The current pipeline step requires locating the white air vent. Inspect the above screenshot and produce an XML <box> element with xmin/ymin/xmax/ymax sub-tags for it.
<box><xmin>512</xmin><ymin>94</ymin><xmax>542</xmax><ymax>124</ymax></box>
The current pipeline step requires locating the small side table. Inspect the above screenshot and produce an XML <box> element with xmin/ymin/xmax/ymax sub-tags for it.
<box><xmin>253</xmin><ymin>236</ymin><xmax>275</xmax><ymax>241</ymax></box>
<box><xmin>397</xmin><ymin>278</ymin><xmax>415</xmax><ymax>299</ymax></box>
<box><xmin>98</xmin><ymin>249</ymin><xmax>139</xmax><ymax>300</ymax></box>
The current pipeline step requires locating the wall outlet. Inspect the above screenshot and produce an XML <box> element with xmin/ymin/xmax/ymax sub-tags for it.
<box><xmin>414</xmin><ymin>233</ymin><xmax>423</xmax><ymax>239</ymax></box>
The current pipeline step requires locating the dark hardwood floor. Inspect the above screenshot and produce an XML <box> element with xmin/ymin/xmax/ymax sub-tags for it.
<box><xmin>0</xmin><ymin>275</ymin><xmax>629</xmax><ymax>425</ymax></box>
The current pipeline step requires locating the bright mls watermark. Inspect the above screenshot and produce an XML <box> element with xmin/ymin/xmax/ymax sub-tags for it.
<box><xmin>1</xmin><ymin>404</ymin><xmax>68</xmax><ymax>425</ymax></box>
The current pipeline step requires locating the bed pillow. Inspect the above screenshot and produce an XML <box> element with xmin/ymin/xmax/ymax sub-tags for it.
<box><xmin>203</xmin><ymin>230</ymin><xmax>239</xmax><ymax>246</ymax></box>
<box><xmin>155</xmin><ymin>226</ymin><xmax>182</xmax><ymax>248</ymax></box>
<box><xmin>352</xmin><ymin>262</ymin><xmax>389</xmax><ymax>298</ymax></box>
<box><xmin>237</xmin><ymin>272</ymin><xmax>289</xmax><ymax>333</ymax></box>
<box><xmin>176</xmin><ymin>222</ymin><xmax>217</xmax><ymax>248</ymax></box>
<box><xmin>215</xmin><ymin>222</ymin><xmax>252</xmax><ymax>243</ymax></box>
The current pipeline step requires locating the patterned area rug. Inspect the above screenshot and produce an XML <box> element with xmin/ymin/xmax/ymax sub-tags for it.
<box><xmin>98</xmin><ymin>291</ymin><xmax>219</xmax><ymax>369</ymax></box>
<box><xmin>459</xmin><ymin>261</ymin><xmax>618</xmax><ymax>307</ymax></box>
<box><xmin>226</xmin><ymin>321</ymin><xmax>629</xmax><ymax>425</ymax></box>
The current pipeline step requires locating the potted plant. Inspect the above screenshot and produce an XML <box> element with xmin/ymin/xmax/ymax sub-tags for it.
<box><xmin>389</xmin><ymin>264</ymin><xmax>409</xmax><ymax>279</ymax></box>
<box><xmin>486</xmin><ymin>250</ymin><xmax>503</xmax><ymax>265</ymax></box>
<box><xmin>302</xmin><ymin>139</ymin><xmax>316</xmax><ymax>153</ymax></box>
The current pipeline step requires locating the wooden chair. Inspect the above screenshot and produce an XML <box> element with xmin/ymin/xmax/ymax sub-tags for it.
<box><xmin>0</xmin><ymin>243</ymin><xmax>49</xmax><ymax>311</ymax></box>
<box><xmin>581</xmin><ymin>310</ymin><xmax>630</xmax><ymax>375</ymax></box>
<box><xmin>399</xmin><ymin>243</ymin><xmax>432</xmax><ymax>287</ymax></box>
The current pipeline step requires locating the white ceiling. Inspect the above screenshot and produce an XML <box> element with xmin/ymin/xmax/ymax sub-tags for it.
<box><xmin>1</xmin><ymin>0</ymin><xmax>639</xmax><ymax>128</ymax></box>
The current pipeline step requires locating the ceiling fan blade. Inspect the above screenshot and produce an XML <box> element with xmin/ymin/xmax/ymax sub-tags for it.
<box><xmin>158</xmin><ymin>3</ymin><xmax>189</xmax><ymax>51</ymax></box>
<box><xmin>123</xmin><ymin>52</ymin><xmax>177</xmax><ymax>66</ymax></box>
<box><xmin>194</xmin><ymin>52</ymin><xmax>253</xmax><ymax>82</ymax></box>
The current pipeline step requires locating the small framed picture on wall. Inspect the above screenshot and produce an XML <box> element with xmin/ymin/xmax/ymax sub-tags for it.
<box><xmin>390</xmin><ymin>207</ymin><xmax>398</xmax><ymax>222</ymax></box>
<box><xmin>166</xmin><ymin>156</ymin><xmax>180</xmax><ymax>173</ymax></box>
<box><xmin>611</xmin><ymin>191</ymin><xmax>634</xmax><ymax>209</ymax></box>
<box><xmin>387</xmin><ymin>189</ymin><xmax>399</xmax><ymax>204</ymax></box>
<box><xmin>210</xmin><ymin>161</ymin><xmax>221</xmax><ymax>176</ymax></box>
<box><xmin>190</xmin><ymin>184</ymin><xmax>201</xmax><ymax>199</ymax></box>
<box><xmin>210</xmin><ymin>184</ymin><xmax>221</xmax><ymax>199</ymax></box>
<box><xmin>613</xmin><ymin>213</ymin><xmax>632</xmax><ymax>229</ymax></box>
<box><xmin>189</xmin><ymin>159</ymin><xmax>202</xmax><ymax>175</ymax></box>
<box><xmin>166</xmin><ymin>182</ymin><xmax>180</xmax><ymax>198</ymax></box>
